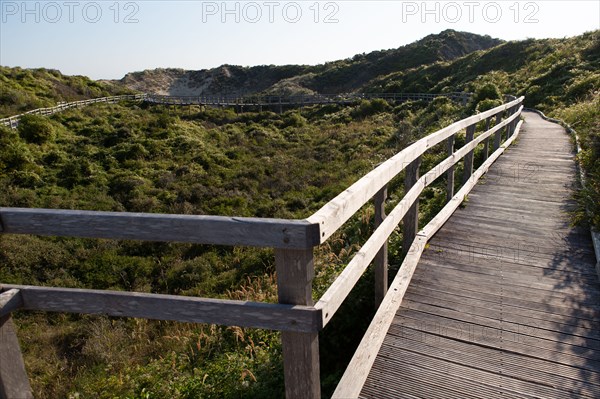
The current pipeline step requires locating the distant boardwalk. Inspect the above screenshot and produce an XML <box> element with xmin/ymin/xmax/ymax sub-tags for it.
<box><xmin>359</xmin><ymin>112</ymin><xmax>600</xmax><ymax>398</ymax></box>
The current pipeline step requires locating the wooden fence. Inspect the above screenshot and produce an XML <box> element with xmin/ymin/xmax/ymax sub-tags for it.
<box><xmin>144</xmin><ymin>92</ymin><xmax>472</xmax><ymax>108</ymax></box>
<box><xmin>0</xmin><ymin>94</ymin><xmax>146</xmax><ymax>129</ymax></box>
<box><xmin>1</xmin><ymin>92</ymin><xmax>472</xmax><ymax>129</ymax></box>
<box><xmin>0</xmin><ymin>96</ymin><xmax>524</xmax><ymax>399</ymax></box>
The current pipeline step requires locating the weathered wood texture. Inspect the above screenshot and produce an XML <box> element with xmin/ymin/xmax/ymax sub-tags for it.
<box><xmin>0</xmin><ymin>289</ymin><xmax>23</xmax><ymax>319</ymax></box>
<box><xmin>374</xmin><ymin>186</ymin><xmax>389</xmax><ymax>307</ymax></box>
<box><xmin>402</xmin><ymin>157</ymin><xmax>421</xmax><ymax>256</ymax></box>
<box><xmin>0</xmin><ymin>316</ymin><xmax>33</xmax><ymax>399</ymax></box>
<box><xmin>358</xmin><ymin>111</ymin><xmax>600</xmax><ymax>398</ymax></box>
<box><xmin>0</xmin><ymin>285</ymin><xmax>320</xmax><ymax>333</ymax></box>
<box><xmin>0</xmin><ymin>208</ymin><xmax>320</xmax><ymax>249</ymax></box>
<box><xmin>275</xmin><ymin>249</ymin><xmax>321</xmax><ymax>399</ymax></box>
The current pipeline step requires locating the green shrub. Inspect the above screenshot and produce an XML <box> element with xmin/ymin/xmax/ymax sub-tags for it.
<box><xmin>18</xmin><ymin>114</ymin><xmax>57</xmax><ymax>143</ymax></box>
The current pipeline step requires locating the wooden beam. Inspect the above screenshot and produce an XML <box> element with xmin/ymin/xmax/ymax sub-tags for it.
<box><xmin>446</xmin><ymin>134</ymin><xmax>455</xmax><ymax>202</ymax></box>
<box><xmin>462</xmin><ymin>123</ymin><xmax>477</xmax><ymax>184</ymax></box>
<box><xmin>0</xmin><ymin>208</ymin><xmax>320</xmax><ymax>249</ymax></box>
<box><xmin>494</xmin><ymin>113</ymin><xmax>503</xmax><ymax>150</ymax></box>
<box><xmin>0</xmin><ymin>316</ymin><xmax>33</xmax><ymax>399</ymax></box>
<box><xmin>482</xmin><ymin>116</ymin><xmax>492</xmax><ymax>161</ymax></box>
<box><xmin>374</xmin><ymin>186</ymin><xmax>388</xmax><ymax>308</ymax></box>
<box><xmin>275</xmin><ymin>249</ymin><xmax>321</xmax><ymax>399</ymax></box>
<box><xmin>0</xmin><ymin>285</ymin><xmax>321</xmax><ymax>333</ymax></box>
<box><xmin>0</xmin><ymin>289</ymin><xmax>23</xmax><ymax>319</ymax></box>
<box><xmin>403</xmin><ymin>156</ymin><xmax>421</xmax><ymax>256</ymax></box>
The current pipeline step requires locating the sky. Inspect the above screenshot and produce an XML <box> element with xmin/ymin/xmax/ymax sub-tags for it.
<box><xmin>1</xmin><ymin>0</ymin><xmax>599</xmax><ymax>80</ymax></box>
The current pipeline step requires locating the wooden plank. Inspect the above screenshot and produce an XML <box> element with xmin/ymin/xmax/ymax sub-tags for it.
<box><xmin>0</xmin><ymin>316</ymin><xmax>33</xmax><ymax>399</ymax></box>
<box><xmin>332</xmin><ymin>235</ymin><xmax>427</xmax><ymax>399</ymax></box>
<box><xmin>374</xmin><ymin>185</ymin><xmax>388</xmax><ymax>308</ymax></box>
<box><xmin>0</xmin><ymin>289</ymin><xmax>23</xmax><ymax>318</ymax></box>
<box><xmin>391</xmin><ymin>312</ymin><xmax>600</xmax><ymax>367</ymax></box>
<box><xmin>401</xmin><ymin>299</ymin><xmax>600</xmax><ymax>350</ymax></box>
<box><xmin>275</xmin><ymin>249</ymin><xmax>320</xmax><ymax>399</ymax></box>
<box><xmin>420</xmin><ymin>120</ymin><xmax>523</xmax><ymax>239</ymax></box>
<box><xmin>0</xmin><ymin>208</ymin><xmax>320</xmax><ymax>249</ymax></box>
<box><xmin>0</xmin><ymin>285</ymin><xmax>320</xmax><ymax>333</ymax></box>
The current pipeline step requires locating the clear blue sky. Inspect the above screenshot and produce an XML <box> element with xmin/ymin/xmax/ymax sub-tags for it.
<box><xmin>1</xmin><ymin>1</ymin><xmax>599</xmax><ymax>80</ymax></box>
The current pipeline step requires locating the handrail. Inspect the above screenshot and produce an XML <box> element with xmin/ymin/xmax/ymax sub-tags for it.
<box><xmin>0</xmin><ymin>94</ymin><xmax>146</xmax><ymax>128</ymax></box>
<box><xmin>0</xmin><ymin>95</ymin><xmax>524</xmax><ymax>399</ymax></box>
<box><xmin>144</xmin><ymin>92</ymin><xmax>471</xmax><ymax>106</ymax></box>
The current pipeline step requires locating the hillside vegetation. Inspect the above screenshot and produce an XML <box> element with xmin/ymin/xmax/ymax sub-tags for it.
<box><xmin>0</xmin><ymin>66</ymin><xmax>131</xmax><ymax>118</ymax></box>
<box><xmin>0</xmin><ymin>29</ymin><xmax>598</xmax><ymax>398</ymax></box>
<box><xmin>1</xmin><ymin>94</ymin><xmax>478</xmax><ymax>398</ymax></box>
<box><xmin>119</xmin><ymin>30</ymin><xmax>501</xmax><ymax>96</ymax></box>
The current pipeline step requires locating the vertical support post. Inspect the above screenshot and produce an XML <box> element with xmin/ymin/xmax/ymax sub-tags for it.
<box><xmin>0</xmin><ymin>315</ymin><xmax>33</xmax><ymax>399</ymax></box>
<box><xmin>494</xmin><ymin>113</ymin><xmax>503</xmax><ymax>150</ymax></box>
<box><xmin>506</xmin><ymin>106</ymin><xmax>516</xmax><ymax>140</ymax></box>
<box><xmin>482</xmin><ymin>117</ymin><xmax>491</xmax><ymax>162</ymax></box>
<box><xmin>374</xmin><ymin>185</ymin><xmax>388</xmax><ymax>308</ymax></box>
<box><xmin>275</xmin><ymin>249</ymin><xmax>320</xmax><ymax>399</ymax></box>
<box><xmin>403</xmin><ymin>156</ymin><xmax>421</xmax><ymax>256</ymax></box>
<box><xmin>446</xmin><ymin>135</ymin><xmax>455</xmax><ymax>202</ymax></box>
<box><xmin>462</xmin><ymin>124</ymin><xmax>476</xmax><ymax>184</ymax></box>
<box><xmin>508</xmin><ymin>106</ymin><xmax>520</xmax><ymax>138</ymax></box>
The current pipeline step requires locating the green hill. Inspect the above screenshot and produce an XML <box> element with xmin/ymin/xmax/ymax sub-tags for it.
<box><xmin>0</xmin><ymin>66</ymin><xmax>132</xmax><ymax>117</ymax></box>
<box><xmin>118</xmin><ymin>30</ymin><xmax>502</xmax><ymax>96</ymax></box>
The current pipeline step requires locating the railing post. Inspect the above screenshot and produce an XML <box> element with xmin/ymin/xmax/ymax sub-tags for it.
<box><xmin>374</xmin><ymin>185</ymin><xmax>388</xmax><ymax>308</ymax></box>
<box><xmin>494</xmin><ymin>113</ymin><xmax>503</xmax><ymax>150</ymax></box>
<box><xmin>0</xmin><ymin>315</ymin><xmax>33</xmax><ymax>399</ymax></box>
<box><xmin>462</xmin><ymin>123</ymin><xmax>476</xmax><ymax>184</ymax></box>
<box><xmin>506</xmin><ymin>106</ymin><xmax>516</xmax><ymax>140</ymax></box>
<box><xmin>446</xmin><ymin>134</ymin><xmax>455</xmax><ymax>202</ymax></box>
<box><xmin>275</xmin><ymin>249</ymin><xmax>320</xmax><ymax>399</ymax></box>
<box><xmin>403</xmin><ymin>156</ymin><xmax>421</xmax><ymax>256</ymax></box>
<box><xmin>482</xmin><ymin>117</ymin><xmax>492</xmax><ymax>162</ymax></box>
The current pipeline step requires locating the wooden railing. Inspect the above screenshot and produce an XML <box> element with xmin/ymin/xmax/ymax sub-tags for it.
<box><xmin>1</xmin><ymin>92</ymin><xmax>472</xmax><ymax>129</ymax></box>
<box><xmin>0</xmin><ymin>96</ymin><xmax>524</xmax><ymax>399</ymax></box>
<box><xmin>144</xmin><ymin>92</ymin><xmax>472</xmax><ymax>107</ymax></box>
<box><xmin>0</xmin><ymin>94</ymin><xmax>146</xmax><ymax>129</ymax></box>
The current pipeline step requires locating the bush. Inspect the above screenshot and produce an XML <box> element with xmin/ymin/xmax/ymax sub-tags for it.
<box><xmin>18</xmin><ymin>114</ymin><xmax>56</xmax><ymax>143</ymax></box>
<box><xmin>351</xmin><ymin>98</ymin><xmax>391</xmax><ymax>119</ymax></box>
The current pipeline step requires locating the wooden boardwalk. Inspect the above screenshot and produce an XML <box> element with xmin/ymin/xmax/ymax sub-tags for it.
<box><xmin>360</xmin><ymin>111</ymin><xmax>600</xmax><ymax>398</ymax></box>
